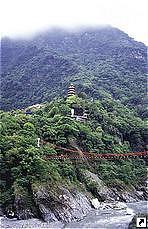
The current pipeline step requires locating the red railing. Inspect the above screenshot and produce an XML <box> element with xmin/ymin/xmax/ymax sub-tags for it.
<box><xmin>45</xmin><ymin>145</ymin><xmax>148</xmax><ymax>160</ymax></box>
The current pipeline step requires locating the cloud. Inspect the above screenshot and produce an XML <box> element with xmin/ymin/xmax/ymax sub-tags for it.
<box><xmin>0</xmin><ymin>0</ymin><xmax>148</xmax><ymax>44</ymax></box>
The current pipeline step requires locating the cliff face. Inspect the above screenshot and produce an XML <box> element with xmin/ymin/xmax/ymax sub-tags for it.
<box><xmin>33</xmin><ymin>185</ymin><xmax>91</xmax><ymax>222</ymax></box>
<box><xmin>10</xmin><ymin>174</ymin><xmax>147</xmax><ymax>222</ymax></box>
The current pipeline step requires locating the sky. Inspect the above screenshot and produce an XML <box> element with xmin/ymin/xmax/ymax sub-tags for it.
<box><xmin>0</xmin><ymin>0</ymin><xmax>147</xmax><ymax>44</ymax></box>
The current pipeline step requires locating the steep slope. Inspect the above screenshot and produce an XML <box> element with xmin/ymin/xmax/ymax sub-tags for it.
<box><xmin>1</xmin><ymin>46</ymin><xmax>79</xmax><ymax>110</ymax></box>
<box><xmin>1</xmin><ymin>26</ymin><xmax>147</xmax><ymax>115</ymax></box>
<box><xmin>0</xmin><ymin>96</ymin><xmax>147</xmax><ymax>220</ymax></box>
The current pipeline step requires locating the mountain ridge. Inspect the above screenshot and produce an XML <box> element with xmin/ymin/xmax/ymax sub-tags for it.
<box><xmin>1</xmin><ymin>26</ymin><xmax>147</xmax><ymax>117</ymax></box>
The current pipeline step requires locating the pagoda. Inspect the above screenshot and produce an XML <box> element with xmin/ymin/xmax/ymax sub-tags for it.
<box><xmin>67</xmin><ymin>84</ymin><xmax>76</xmax><ymax>97</ymax></box>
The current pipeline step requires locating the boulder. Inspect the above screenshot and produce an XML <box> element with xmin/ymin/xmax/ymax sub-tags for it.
<box><xmin>91</xmin><ymin>198</ymin><xmax>100</xmax><ymax>209</ymax></box>
<box><xmin>83</xmin><ymin>170</ymin><xmax>116</xmax><ymax>201</ymax></box>
<box><xmin>114</xmin><ymin>202</ymin><xmax>127</xmax><ymax>210</ymax></box>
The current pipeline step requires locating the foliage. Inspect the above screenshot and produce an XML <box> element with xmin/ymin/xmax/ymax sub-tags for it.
<box><xmin>1</xmin><ymin>27</ymin><xmax>147</xmax><ymax>215</ymax></box>
<box><xmin>1</xmin><ymin>27</ymin><xmax>147</xmax><ymax>118</ymax></box>
<box><xmin>0</xmin><ymin>96</ymin><xmax>147</xmax><ymax>208</ymax></box>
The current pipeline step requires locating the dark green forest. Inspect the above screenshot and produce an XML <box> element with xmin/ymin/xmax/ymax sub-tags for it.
<box><xmin>1</xmin><ymin>27</ymin><xmax>147</xmax><ymax>118</ymax></box>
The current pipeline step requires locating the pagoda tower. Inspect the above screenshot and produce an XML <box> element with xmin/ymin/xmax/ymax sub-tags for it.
<box><xmin>67</xmin><ymin>84</ymin><xmax>76</xmax><ymax>97</ymax></box>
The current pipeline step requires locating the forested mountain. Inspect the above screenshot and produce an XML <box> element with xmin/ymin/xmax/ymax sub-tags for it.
<box><xmin>1</xmin><ymin>26</ymin><xmax>147</xmax><ymax>117</ymax></box>
<box><xmin>1</xmin><ymin>96</ymin><xmax>147</xmax><ymax>219</ymax></box>
<box><xmin>1</xmin><ymin>27</ymin><xmax>147</xmax><ymax>221</ymax></box>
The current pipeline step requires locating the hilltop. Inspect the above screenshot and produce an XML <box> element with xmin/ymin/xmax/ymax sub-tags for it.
<box><xmin>0</xmin><ymin>94</ymin><xmax>147</xmax><ymax>221</ymax></box>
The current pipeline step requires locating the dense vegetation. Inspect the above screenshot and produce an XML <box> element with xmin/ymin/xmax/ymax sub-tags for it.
<box><xmin>0</xmin><ymin>95</ymin><xmax>147</xmax><ymax>212</ymax></box>
<box><xmin>1</xmin><ymin>26</ymin><xmax>147</xmax><ymax>216</ymax></box>
<box><xmin>1</xmin><ymin>27</ymin><xmax>147</xmax><ymax>118</ymax></box>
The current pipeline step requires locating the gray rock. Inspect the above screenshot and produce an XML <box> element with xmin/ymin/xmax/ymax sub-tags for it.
<box><xmin>14</xmin><ymin>194</ymin><xmax>34</xmax><ymax>220</ymax></box>
<box><xmin>90</xmin><ymin>198</ymin><xmax>101</xmax><ymax>209</ymax></box>
<box><xmin>38</xmin><ymin>204</ymin><xmax>58</xmax><ymax>222</ymax></box>
<box><xmin>33</xmin><ymin>186</ymin><xmax>92</xmax><ymax>223</ymax></box>
<box><xmin>0</xmin><ymin>205</ymin><xmax>4</xmax><ymax>216</ymax></box>
<box><xmin>0</xmin><ymin>217</ymin><xmax>64</xmax><ymax>228</ymax></box>
<box><xmin>112</xmin><ymin>188</ymin><xmax>146</xmax><ymax>202</ymax></box>
<box><xmin>140</xmin><ymin>186</ymin><xmax>148</xmax><ymax>200</ymax></box>
<box><xmin>83</xmin><ymin>170</ymin><xmax>116</xmax><ymax>201</ymax></box>
<box><xmin>83</xmin><ymin>170</ymin><xmax>147</xmax><ymax>203</ymax></box>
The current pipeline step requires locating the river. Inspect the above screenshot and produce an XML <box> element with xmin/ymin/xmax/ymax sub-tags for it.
<box><xmin>0</xmin><ymin>201</ymin><xmax>147</xmax><ymax>228</ymax></box>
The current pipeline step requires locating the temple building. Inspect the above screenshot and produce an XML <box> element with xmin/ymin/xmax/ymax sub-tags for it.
<box><xmin>67</xmin><ymin>84</ymin><xmax>76</xmax><ymax>97</ymax></box>
<box><xmin>67</xmin><ymin>84</ymin><xmax>88</xmax><ymax>122</ymax></box>
<box><xmin>71</xmin><ymin>107</ymin><xmax>88</xmax><ymax>122</ymax></box>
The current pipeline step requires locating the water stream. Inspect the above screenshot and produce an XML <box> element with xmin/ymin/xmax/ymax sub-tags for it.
<box><xmin>0</xmin><ymin>201</ymin><xmax>147</xmax><ymax>228</ymax></box>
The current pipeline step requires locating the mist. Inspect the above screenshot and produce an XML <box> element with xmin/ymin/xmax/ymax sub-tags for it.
<box><xmin>1</xmin><ymin>0</ymin><xmax>147</xmax><ymax>44</ymax></box>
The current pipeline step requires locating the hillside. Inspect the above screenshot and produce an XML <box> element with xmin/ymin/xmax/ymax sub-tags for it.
<box><xmin>0</xmin><ymin>95</ymin><xmax>147</xmax><ymax>220</ymax></box>
<box><xmin>1</xmin><ymin>26</ymin><xmax>147</xmax><ymax>117</ymax></box>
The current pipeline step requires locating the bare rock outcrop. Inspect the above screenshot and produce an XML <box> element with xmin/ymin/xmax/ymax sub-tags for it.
<box><xmin>83</xmin><ymin>170</ymin><xmax>146</xmax><ymax>203</ymax></box>
<box><xmin>33</xmin><ymin>185</ymin><xmax>92</xmax><ymax>223</ymax></box>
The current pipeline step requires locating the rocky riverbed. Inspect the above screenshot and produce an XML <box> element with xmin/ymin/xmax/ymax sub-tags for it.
<box><xmin>1</xmin><ymin>170</ymin><xmax>147</xmax><ymax>228</ymax></box>
<box><xmin>0</xmin><ymin>201</ymin><xmax>147</xmax><ymax>228</ymax></box>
